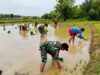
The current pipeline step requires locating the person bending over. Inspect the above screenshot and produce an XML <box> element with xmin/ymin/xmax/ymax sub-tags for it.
<box><xmin>68</xmin><ymin>27</ymin><xmax>87</xmax><ymax>46</ymax></box>
<box><xmin>39</xmin><ymin>41</ymin><xmax>69</xmax><ymax>72</ymax></box>
<box><xmin>38</xmin><ymin>23</ymin><xmax>48</xmax><ymax>37</ymax></box>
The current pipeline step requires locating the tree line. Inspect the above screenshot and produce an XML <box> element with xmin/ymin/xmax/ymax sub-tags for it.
<box><xmin>0</xmin><ymin>14</ymin><xmax>40</xmax><ymax>20</ymax></box>
<box><xmin>0</xmin><ymin>14</ymin><xmax>21</xmax><ymax>19</ymax></box>
<box><xmin>0</xmin><ymin>0</ymin><xmax>99</xmax><ymax>21</ymax></box>
<box><xmin>42</xmin><ymin>0</ymin><xmax>100</xmax><ymax>21</ymax></box>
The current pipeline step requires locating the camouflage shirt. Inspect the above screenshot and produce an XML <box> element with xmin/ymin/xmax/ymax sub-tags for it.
<box><xmin>40</xmin><ymin>41</ymin><xmax>62</xmax><ymax>64</ymax></box>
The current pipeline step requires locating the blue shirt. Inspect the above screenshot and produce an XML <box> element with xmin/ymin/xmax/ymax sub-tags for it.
<box><xmin>70</xmin><ymin>28</ymin><xmax>83</xmax><ymax>38</ymax></box>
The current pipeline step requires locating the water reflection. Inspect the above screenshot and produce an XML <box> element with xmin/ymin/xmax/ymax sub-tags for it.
<box><xmin>19</xmin><ymin>31</ymin><xmax>29</xmax><ymax>39</ymax></box>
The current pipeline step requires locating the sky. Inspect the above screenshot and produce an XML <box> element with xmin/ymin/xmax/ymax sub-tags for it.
<box><xmin>0</xmin><ymin>0</ymin><xmax>85</xmax><ymax>16</ymax></box>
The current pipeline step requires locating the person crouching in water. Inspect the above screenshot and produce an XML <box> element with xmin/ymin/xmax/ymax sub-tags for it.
<box><xmin>34</xmin><ymin>20</ymin><xmax>38</xmax><ymax>28</ymax></box>
<box><xmin>22</xmin><ymin>24</ymin><xmax>27</xmax><ymax>31</ymax></box>
<box><xmin>53</xmin><ymin>19</ymin><xmax>58</xmax><ymax>29</ymax></box>
<box><xmin>39</xmin><ymin>41</ymin><xmax>69</xmax><ymax>72</ymax></box>
<box><xmin>38</xmin><ymin>23</ymin><xmax>48</xmax><ymax>37</ymax></box>
<box><xmin>68</xmin><ymin>27</ymin><xmax>87</xmax><ymax>46</ymax></box>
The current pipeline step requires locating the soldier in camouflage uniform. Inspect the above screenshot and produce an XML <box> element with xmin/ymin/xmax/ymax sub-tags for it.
<box><xmin>39</xmin><ymin>41</ymin><xmax>69</xmax><ymax>72</ymax></box>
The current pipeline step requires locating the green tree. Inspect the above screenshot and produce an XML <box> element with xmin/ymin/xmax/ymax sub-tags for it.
<box><xmin>41</xmin><ymin>11</ymin><xmax>58</xmax><ymax>19</ymax></box>
<box><xmin>32</xmin><ymin>16</ymin><xmax>38</xmax><ymax>19</ymax></box>
<box><xmin>48</xmin><ymin>11</ymin><xmax>58</xmax><ymax>19</ymax></box>
<box><xmin>55</xmin><ymin>0</ymin><xmax>75</xmax><ymax>21</ymax></box>
<box><xmin>81</xmin><ymin>0</ymin><xmax>93</xmax><ymax>19</ymax></box>
<box><xmin>10</xmin><ymin>14</ymin><xmax>14</xmax><ymax>18</ymax></box>
<box><xmin>81</xmin><ymin>0</ymin><xmax>100</xmax><ymax>20</ymax></box>
<box><xmin>0</xmin><ymin>14</ymin><xmax>3</xmax><ymax>19</ymax></box>
<box><xmin>41</xmin><ymin>13</ymin><xmax>49</xmax><ymax>19</ymax></box>
<box><xmin>71</xmin><ymin>6</ymin><xmax>82</xmax><ymax>19</ymax></box>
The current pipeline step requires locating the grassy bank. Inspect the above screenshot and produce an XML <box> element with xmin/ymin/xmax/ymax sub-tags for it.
<box><xmin>0</xmin><ymin>19</ymin><xmax>30</xmax><ymax>23</ymax></box>
<box><xmin>84</xmin><ymin>21</ymin><xmax>100</xmax><ymax>75</ymax></box>
<box><xmin>0</xmin><ymin>19</ymin><xmax>52</xmax><ymax>24</ymax></box>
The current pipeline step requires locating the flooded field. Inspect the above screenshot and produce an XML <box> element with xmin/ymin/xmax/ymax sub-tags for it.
<box><xmin>0</xmin><ymin>23</ymin><xmax>91</xmax><ymax>75</ymax></box>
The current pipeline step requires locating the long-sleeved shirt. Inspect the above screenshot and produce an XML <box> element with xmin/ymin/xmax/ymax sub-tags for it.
<box><xmin>40</xmin><ymin>41</ymin><xmax>62</xmax><ymax>64</ymax></box>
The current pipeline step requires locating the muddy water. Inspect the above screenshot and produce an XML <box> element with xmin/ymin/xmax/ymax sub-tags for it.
<box><xmin>0</xmin><ymin>24</ymin><xmax>91</xmax><ymax>75</ymax></box>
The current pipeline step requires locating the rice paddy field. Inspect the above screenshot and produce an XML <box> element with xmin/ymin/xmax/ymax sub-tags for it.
<box><xmin>0</xmin><ymin>20</ymin><xmax>99</xmax><ymax>75</ymax></box>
